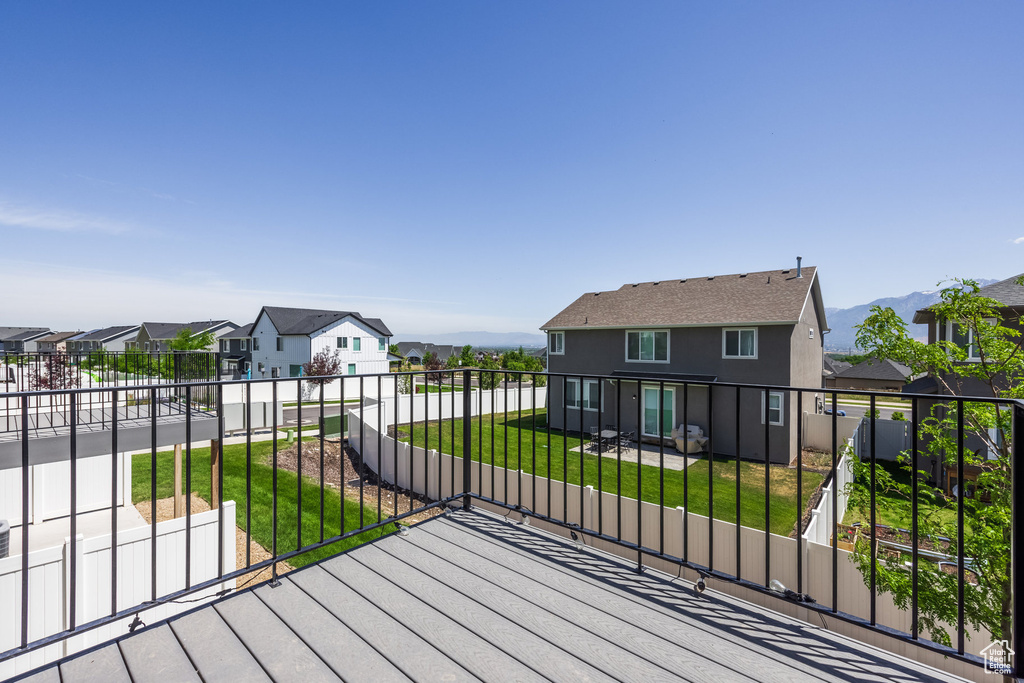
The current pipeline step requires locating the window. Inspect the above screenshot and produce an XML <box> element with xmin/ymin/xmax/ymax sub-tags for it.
<box><xmin>626</xmin><ymin>330</ymin><xmax>668</xmax><ymax>362</ymax></box>
<box><xmin>565</xmin><ymin>378</ymin><xmax>600</xmax><ymax>411</ymax></box>
<box><xmin>252</xmin><ymin>337</ymin><xmax>259</xmax><ymax>351</ymax></box>
<box><xmin>258</xmin><ymin>362</ymin><xmax>265</xmax><ymax>373</ymax></box>
<box><xmin>271</xmin><ymin>366</ymin><xmax>280</xmax><ymax>378</ymax></box>
<box><xmin>221</xmin><ymin>340</ymin><xmax>229</xmax><ymax>353</ymax></box>
<box><xmin>353</xmin><ymin>337</ymin><xmax>361</xmax><ymax>352</ymax></box>
<box><xmin>549</xmin><ymin>332</ymin><xmax>564</xmax><ymax>355</ymax></box>
<box><xmin>348</xmin><ymin>363</ymin><xmax>356</xmax><ymax>375</ymax></box>
<box><xmin>240</xmin><ymin>339</ymin><xmax>247</xmax><ymax>351</ymax></box>
<box><xmin>337</xmin><ymin>336</ymin><xmax>347</xmax><ymax>349</ymax></box>
<box><xmin>948</xmin><ymin>319</ymin><xmax>994</xmax><ymax>361</ymax></box>
<box><xmin>723</xmin><ymin>328</ymin><xmax>757</xmax><ymax>359</ymax></box>
<box><xmin>276</xmin><ymin>337</ymin><xmax>283</xmax><ymax>352</ymax></box>
<box><xmin>378</xmin><ymin>337</ymin><xmax>386</xmax><ymax>351</ymax></box>
<box><xmin>144</xmin><ymin>342</ymin><xmax>150</xmax><ymax>352</ymax></box>
<box><xmin>289</xmin><ymin>364</ymin><xmax>302</xmax><ymax>378</ymax></box>
<box><xmin>641</xmin><ymin>385</ymin><xmax>674</xmax><ymax>437</ymax></box>
<box><xmin>762</xmin><ymin>391</ymin><xmax>784</xmax><ymax>426</ymax></box>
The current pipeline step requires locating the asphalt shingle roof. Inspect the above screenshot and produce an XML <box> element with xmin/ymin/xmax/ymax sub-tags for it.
<box><xmin>0</xmin><ymin>327</ymin><xmax>49</xmax><ymax>342</ymax></box>
<box><xmin>261</xmin><ymin>307</ymin><xmax>392</xmax><ymax>338</ymax></box>
<box><xmin>541</xmin><ymin>267</ymin><xmax>819</xmax><ymax>330</ymax></box>
<box><xmin>835</xmin><ymin>357</ymin><xmax>912</xmax><ymax>382</ymax></box>
<box><xmin>218</xmin><ymin>323</ymin><xmax>254</xmax><ymax>339</ymax></box>
<box><xmin>977</xmin><ymin>274</ymin><xmax>1024</xmax><ymax>308</ymax></box>
<box><xmin>142</xmin><ymin>321</ymin><xmax>233</xmax><ymax>340</ymax></box>
<box><xmin>77</xmin><ymin>326</ymin><xmax>140</xmax><ymax>342</ymax></box>
<box><xmin>36</xmin><ymin>331</ymin><xmax>83</xmax><ymax>343</ymax></box>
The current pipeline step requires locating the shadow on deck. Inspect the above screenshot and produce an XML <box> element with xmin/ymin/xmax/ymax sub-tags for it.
<box><xmin>13</xmin><ymin>509</ymin><xmax>967</xmax><ymax>683</ymax></box>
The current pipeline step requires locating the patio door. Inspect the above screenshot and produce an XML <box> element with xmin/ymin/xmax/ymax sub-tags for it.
<box><xmin>641</xmin><ymin>385</ymin><xmax>674</xmax><ymax>438</ymax></box>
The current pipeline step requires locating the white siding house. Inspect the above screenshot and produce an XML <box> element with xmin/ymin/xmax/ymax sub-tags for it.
<box><xmin>250</xmin><ymin>307</ymin><xmax>392</xmax><ymax>379</ymax></box>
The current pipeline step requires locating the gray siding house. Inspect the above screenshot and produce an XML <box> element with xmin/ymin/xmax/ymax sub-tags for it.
<box><xmin>217</xmin><ymin>323</ymin><xmax>254</xmax><ymax>378</ymax></box>
<box><xmin>66</xmin><ymin>326</ymin><xmax>141</xmax><ymax>354</ymax></box>
<box><xmin>36</xmin><ymin>331</ymin><xmax>83</xmax><ymax>354</ymax></box>
<box><xmin>132</xmin><ymin>320</ymin><xmax>238</xmax><ymax>353</ymax></box>
<box><xmin>541</xmin><ymin>264</ymin><xmax>827</xmax><ymax>464</ymax></box>
<box><xmin>0</xmin><ymin>328</ymin><xmax>51</xmax><ymax>353</ymax></box>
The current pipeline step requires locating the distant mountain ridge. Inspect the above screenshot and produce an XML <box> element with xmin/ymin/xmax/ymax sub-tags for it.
<box><xmin>825</xmin><ymin>279</ymin><xmax>997</xmax><ymax>352</ymax></box>
<box><xmin>397</xmin><ymin>331</ymin><xmax>546</xmax><ymax>348</ymax></box>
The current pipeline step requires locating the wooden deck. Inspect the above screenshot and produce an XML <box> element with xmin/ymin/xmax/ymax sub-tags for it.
<box><xmin>13</xmin><ymin>509</ymin><xmax>968</xmax><ymax>683</ymax></box>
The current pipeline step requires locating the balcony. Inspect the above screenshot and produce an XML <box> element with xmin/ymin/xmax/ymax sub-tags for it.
<box><xmin>1</xmin><ymin>369</ymin><xmax>1020</xmax><ymax>681</ymax></box>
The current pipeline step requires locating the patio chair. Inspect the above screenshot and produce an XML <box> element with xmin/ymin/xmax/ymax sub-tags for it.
<box><xmin>587</xmin><ymin>428</ymin><xmax>601</xmax><ymax>451</ymax></box>
<box><xmin>617</xmin><ymin>430</ymin><xmax>635</xmax><ymax>449</ymax></box>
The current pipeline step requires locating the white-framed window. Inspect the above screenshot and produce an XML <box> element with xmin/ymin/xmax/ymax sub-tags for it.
<box><xmin>337</xmin><ymin>336</ymin><xmax>347</xmax><ymax>349</ymax></box>
<box><xmin>348</xmin><ymin>363</ymin><xmax>356</xmax><ymax>375</ymax></box>
<box><xmin>626</xmin><ymin>330</ymin><xmax>669</xmax><ymax>362</ymax></box>
<box><xmin>221</xmin><ymin>340</ymin><xmax>229</xmax><ymax>353</ymax></box>
<box><xmin>271</xmin><ymin>366</ymin><xmax>281</xmax><ymax>378</ymax></box>
<box><xmin>252</xmin><ymin>337</ymin><xmax>260</xmax><ymax>351</ymax></box>
<box><xmin>565</xmin><ymin>378</ymin><xmax>600</xmax><ymax>411</ymax></box>
<box><xmin>549</xmin><ymin>332</ymin><xmax>564</xmax><ymax>355</ymax></box>
<box><xmin>276</xmin><ymin>337</ymin><xmax>283</xmax><ymax>352</ymax></box>
<box><xmin>144</xmin><ymin>342</ymin><xmax>150</xmax><ymax>352</ymax></box>
<box><xmin>947</xmin><ymin>318</ymin><xmax>994</xmax><ymax>361</ymax></box>
<box><xmin>641</xmin><ymin>384</ymin><xmax>674</xmax><ymax>437</ymax></box>
<box><xmin>762</xmin><ymin>391</ymin><xmax>784</xmax><ymax>426</ymax></box>
<box><xmin>353</xmin><ymin>337</ymin><xmax>361</xmax><ymax>352</ymax></box>
<box><xmin>240</xmin><ymin>340</ymin><xmax>247</xmax><ymax>351</ymax></box>
<box><xmin>723</xmin><ymin>328</ymin><xmax>757</xmax><ymax>359</ymax></box>
<box><xmin>258</xmin><ymin>362</ymin><xmax>265</xmax><ymax>373</ymax></box>
<box><xmin>378</xmin><ymin>337</ymin><xmax>386</xmax><ymax>351</ymax></box>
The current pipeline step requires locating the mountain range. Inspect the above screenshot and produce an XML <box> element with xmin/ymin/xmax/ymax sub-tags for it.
<box><xmin>824</xmin><ymin>280</ymin><xmax>997</xmax><ymax>353</ymax></box>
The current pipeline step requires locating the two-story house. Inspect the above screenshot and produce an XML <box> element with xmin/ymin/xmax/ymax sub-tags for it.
<box><xmin>132</xmin><ymin>320</ymin><xmax>239</xmax><ymax>353</ymax></box>
<box><xmin>217</xmin><ymin>323</ymin><xmax>254</xmax><ymax>378</ymax></box>
<box><xmin>66</xmin><ymin>325</ymin><xmax>141</xmax><ymax>354</ymax></box>
<box><xmin>0</xmin><ymin>327</ymin><xmax>51</xmax><ymax>353</ymax></box>
<box><xmin>36</xmin><ymin>331</ymin><xmax>83</xmax><ymax>354</ymax></box>
<box><xmin>541</xmin><ymin>263</ymin><xmax>827</xmax><ymax>463</ymax></box>
<box><xmin>250</xmin><ymin>306</ymin><xmax>393</xmax><ymax>379</ymax></box>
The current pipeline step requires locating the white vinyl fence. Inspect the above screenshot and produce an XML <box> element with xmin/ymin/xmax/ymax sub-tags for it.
<box><xmin>0</xmin><ymin>503</ymin><xmax>236</xmax><ymax>680</ymax></box>
<box><xmin>0</xmin><ymin>452</ymin><xmax>131</xmax><ymax>526</ymax></box>
<box><xmin>802</xmin><ymin>412</ymin><xmax>860</xmax><ymax>452</ymax></box>
<box><xmin>349</xmin><ymin>400</ymin><xmax>990</xmax><ymax>659</ymax></box>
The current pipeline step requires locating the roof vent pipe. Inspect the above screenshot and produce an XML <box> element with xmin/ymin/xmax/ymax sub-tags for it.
<box><xmin>796</xmin><ymin>256</ymin><xmax>803</xmax><ymax>278</ymax></box>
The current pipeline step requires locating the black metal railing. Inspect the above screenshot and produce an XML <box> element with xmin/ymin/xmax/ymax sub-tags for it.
<box><xmin>0</xmin><ymin>351</ymin><xmax>219</xmax><ymax>434</ymax></box>
<box><xmin>1</xmin><ymin>368</ymin><xmax>1021</xmax><ymax>677</ymax></box>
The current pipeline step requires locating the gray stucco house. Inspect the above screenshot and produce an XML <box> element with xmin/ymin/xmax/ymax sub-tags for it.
<box><xmin>541</xmin><ymin>264</ymin><xmax>827</xmax><ymax>464</ymax></box>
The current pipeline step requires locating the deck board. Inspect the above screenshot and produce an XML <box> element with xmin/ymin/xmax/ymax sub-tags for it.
<box><xmin>117</xmin><ymin>624</ymin><xmax>201</xmax><ymax>683</ymax></box>
<box><xmin>168</xmin><ymin>603</ymin><xmax>271</xmax><ymax>683</ymax></box>
<box><xmin>252</xmin><ymin>579</ymin><xmax>410</xmax><ymax>683</ymax></box>
<box><xmin>347</xmin><ymin>543</ymin><xmax>616</xmax><ymax>682</ymax></box>
<box><xmin>10</xmin><ymin>508</ymin><xmax>972</xmax><ymax>683</ymax></box>
<box><xmin>213</xmin><ymin>591</ymin><xmax>341</xmax><ymax>683</ymax></box>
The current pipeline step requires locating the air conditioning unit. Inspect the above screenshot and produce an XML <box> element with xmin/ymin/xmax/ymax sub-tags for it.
<box><xmin>0</xmin><ymin>519</ymin><xmax>9</xmax><ymax>559</ymax></box>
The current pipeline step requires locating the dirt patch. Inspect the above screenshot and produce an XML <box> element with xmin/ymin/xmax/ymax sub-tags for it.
<box><xmin>135</xmin><ymin>494</ymin><xmax>294</xmax><ymax>589</ymax></box>
<box><xmin>273</xmin><ymin>437</ymin><xmax>441</xmax><ymax>525</ymax></box>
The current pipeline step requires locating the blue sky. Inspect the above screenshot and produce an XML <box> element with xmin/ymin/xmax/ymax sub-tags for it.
<box><xmin>1</xmin><ymin>2</ymin><xmax>1021</xmax><ymax>336</ymax></box>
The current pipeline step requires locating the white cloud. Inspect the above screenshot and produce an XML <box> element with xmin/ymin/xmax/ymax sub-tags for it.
<box><xmin>1013</xmin><ymin>236</ymin><xmax>1024</xmax><ymax>245</ymax></box>
<box><xmin>0</xmin><ymin>261</ymin><xmax>536</xmax><ymax>335</ymax></box>
<box><xmin>0</xmin><ymin>201</ymin><xmax>133</xmax><ymax>234</ymax></box>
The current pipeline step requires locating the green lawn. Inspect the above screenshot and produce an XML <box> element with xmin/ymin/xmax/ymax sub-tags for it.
<box><xmin>843</xmin><ymin>459</ymin><xmax>958</xmax><ymax>530</ymax></box>
<box><xmin>283</xmin><ymin>399</ymin><xmax>360</xmax><ymax>407</ymax></box>
<box><xmin>414</xmin><ymin>384</ymin><xmax>454</xmax><ymax>393</ymax></box>
<box><xmin>131</xmin><ymin>438</ymin><xmax>390</xmax><ymax>569</ymax></box>
<box><xmin>400</xmin><ymin>409</ymin><xmax>823</xmax><ymax>536</ymax></box>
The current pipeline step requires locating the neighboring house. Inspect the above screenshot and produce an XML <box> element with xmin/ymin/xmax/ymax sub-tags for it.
<box><xmin>541</xmin><ymin>263</ymin><xmax>827</xmax><ymax>464</ymax></box>
<box><xmin>0</xmin><ymin>327</ymin><xmax>51</xmax><ymax>353</ymax></box>
<box><xmin>36</xmin><ymin>331</ymin><xmax>83</xmax><ymax>354</ymax></box>
<box><xmin>250</xmin><ymin>306</ymin><xmax>393</xmax><ymax>379</ymax></box>
<box><xmin>830</xmin><ymin>357</ymin><xmax>913</xmax><ymax>391</ymax></box>
<box><xmin>66</xmin><ymin>325</ymin><xmax>141</xmax><ymax>354</ymax></box>
<box><xmin>908</xmin><ymin>273</ymin><xmax>1024</xmax><ymax>398</ymax></box>
<box><xmin>218</xmin><ymin>323</ymin><xmax>254</xmax><ymax>379</ymax></box>
<box><xmin>131</xmin><ymin>320</ymin><xmax>239</xmax><ymax>353</ymax></box>
<box><xmin>821</xmin><ymin>355</ymin><xmax>851</xmax><ymax>387</ymax></box>
<box><xmin>395</xmin><ymin>342</ymin><xmax>457</xmax><ymax>366</ymax></box>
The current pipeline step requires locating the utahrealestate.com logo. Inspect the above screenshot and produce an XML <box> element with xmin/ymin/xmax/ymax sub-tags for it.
<box><xmin>981</xmin><ymin>639</ymin><xmax>1013</xmax><ymax>675</ymax></box>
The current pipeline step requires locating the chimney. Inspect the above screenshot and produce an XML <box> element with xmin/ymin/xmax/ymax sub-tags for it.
<box><xmin>796</xmin><ymin>256</ymin><xmax>803</xmax><ymax>278</ymax></box>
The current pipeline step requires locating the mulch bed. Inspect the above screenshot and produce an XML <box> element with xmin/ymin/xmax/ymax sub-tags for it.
<box><xmin>274</xmin><ymin>438</ymin><xmax>440</xmax><ymax>524</ymax></box>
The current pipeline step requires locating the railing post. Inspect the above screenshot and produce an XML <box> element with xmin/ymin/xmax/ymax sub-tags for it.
<box><xmin>1013</xmin><ymin>403</ymin><xmax>1024</xmax><ymax>675</ymax></box>
<box><xmin>463</xmin><ymin>368</ymin><xmax>473</xmax><ymax>510</ymax></box>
